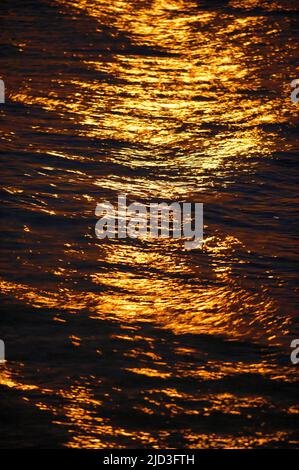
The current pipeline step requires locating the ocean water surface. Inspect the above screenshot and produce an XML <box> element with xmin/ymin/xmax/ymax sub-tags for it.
<box><xmin>0</xmin><ymin>0</ymin><xmax>298</xmax><ymax>448</ymax></box>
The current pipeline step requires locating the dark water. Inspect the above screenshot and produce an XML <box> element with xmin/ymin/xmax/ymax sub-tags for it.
<box><xmin>0</xmin><ymin>0</ymin><xmax>298</xmax><ymax>448</ymax></box>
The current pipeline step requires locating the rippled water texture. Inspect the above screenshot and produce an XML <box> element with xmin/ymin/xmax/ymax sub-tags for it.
<box><xmin>0</xmin><ymin>0</ymin><xmax>298</xmax><ymax>448</ymax></box>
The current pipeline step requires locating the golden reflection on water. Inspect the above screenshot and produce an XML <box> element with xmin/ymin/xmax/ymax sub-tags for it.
<box><xmin>1</xmin><ymin>359</ymin><xmax>297</xmax><ymax>449</ymax></box>
<box><xmin>0</xmin><ymin>230</ymin><xmax>291</xmax><ymax>344</ymax></box>
<box><xmin>9</xmin><ymin>0</ymin><xmax>296</xmax><ymax>205</ymax></box>
<box><xmin>1</xmin><ymin>0</ymin><xmax>298</xmax><ymax>449</ymax></box>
